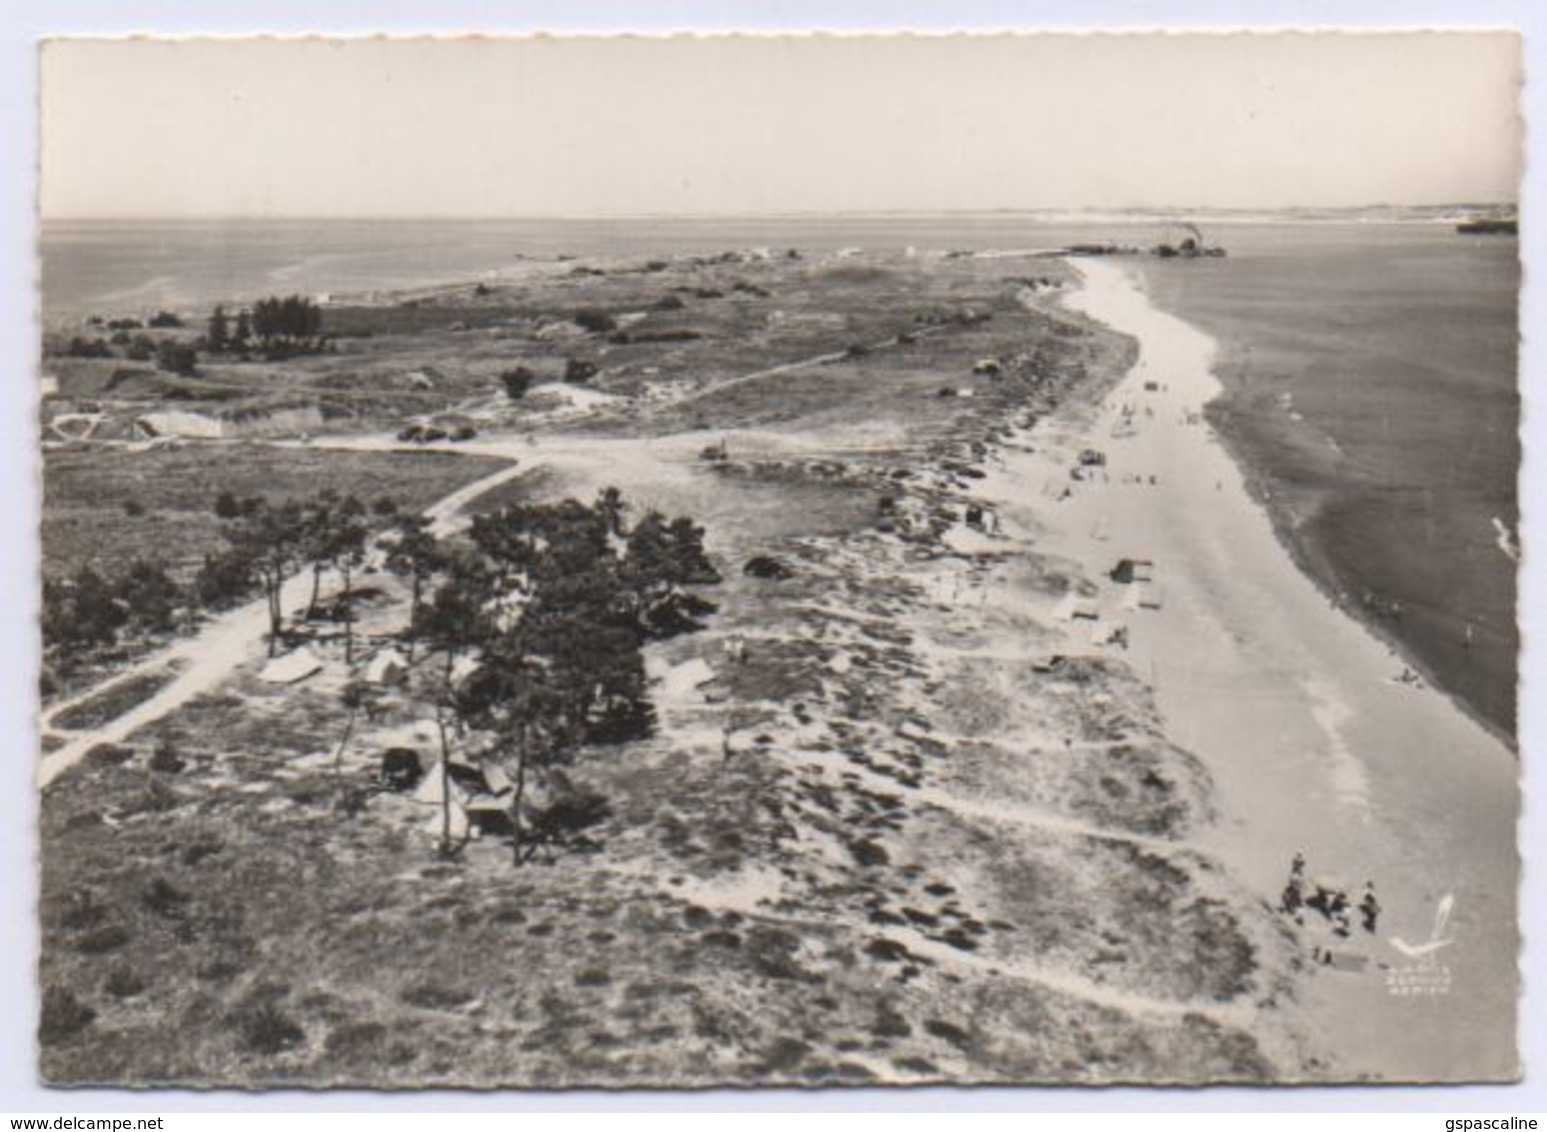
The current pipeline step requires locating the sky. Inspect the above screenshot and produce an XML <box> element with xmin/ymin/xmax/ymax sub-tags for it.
<box><xmin>39</xmin><ymin>33</ymin><xmax>1521</xmax><ymax>218</ymax></box>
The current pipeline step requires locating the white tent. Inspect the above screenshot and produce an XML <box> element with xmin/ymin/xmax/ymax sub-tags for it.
<box><xmin>412</xmin><ymin>763</ymin><xmax>473</xmax><ymax>807</ymax></box>
<box><xmin>425</xmin><ymin>802</ymin><xmax>470</xmax><ymax>842</ymax></box>
<box><xmin>257</xmin><ymin>646</ymin><xmax>324</xmax><ymax>685</ymax></box>
<box><xmin>661</xmin><ymin>658</ymin><xmax>717</xmax><ymax>698</ymax></box>
<box><xmin>481</xmin><ymin>762</ymin><xmax>515</xmax><ymax>798</ymax></box>
<box><xmin>365</xmin><ymin>648</ymin><xmax>408</xmax><ymax>685</ymax></box>
<box><xmin>137</xmin><ymin>410</ymin><xmax>226</xmax><ymax>440</ymax></box>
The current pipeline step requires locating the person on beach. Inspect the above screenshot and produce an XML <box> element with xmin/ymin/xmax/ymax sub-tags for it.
<box><xmin>1360</xmin><ymin>882</ymin><xmax>1380</xmax><ymax>934</ymax></box>
<box><xmin>1280</xmin><ymin>875</ymin><xmax>1305</xmax><ymax>918</ymax></box>
<box><xmin>1280</xmin><ymin>853</ymin><xmax>1308</xmax><ymax>919</ymax></box>
<box><xmin>1329</xmin><ymin>889</ymin><xmax>1352</xmax><ymax>937</ymax></box>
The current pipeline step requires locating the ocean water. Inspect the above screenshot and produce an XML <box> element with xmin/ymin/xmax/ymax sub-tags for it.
<box><xmin>1133</xmin><ymin>225</ymin><xmax>1519</xmax><ymax>738</ymax></box>
<box><xmin>39</xmin><ymin>215</ymin><xmax>1180</xmax><ymax>317</ymax></box>
<box><xmin>38</xmin><ymin>217</ymin><xmax>1520</xmax><ymax>735</ymax></box>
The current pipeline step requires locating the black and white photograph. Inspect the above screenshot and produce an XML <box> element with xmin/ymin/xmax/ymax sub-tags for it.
<box><xmin>23</xmin><ymin>28</ymin><xmax>1527</xmax><ymax>1092</ymax></box>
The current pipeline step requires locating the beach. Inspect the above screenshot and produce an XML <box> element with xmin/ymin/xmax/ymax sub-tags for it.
<box><xmin>1132</xmin><ymin>225</ymin><xmax>1520</xmax><ymax>740</ymax></box>
<box><xmin>1010</xmin><ymin>259</ymin><xmax>1519</xmax><ymax>1079</ymax></box>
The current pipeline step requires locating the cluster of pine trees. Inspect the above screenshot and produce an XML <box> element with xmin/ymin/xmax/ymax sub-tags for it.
<box><xmin>46</xmin><ymin>482</ymin><xmax>719</xmax><ymax>864</ymax></box>
<box><xmin>205</xmin><ymin>484</ymin><xmax>718</xmax><ymax>862</ymax></box>
<box><xmin>402</xmin><ymin>487</ymin><xmax>720</xmax><ymax>862</ymax></box>
<box><xmin>206</xmin><ymin>295</ymin><xmax>325</xmax><ymax>358</ymax></box>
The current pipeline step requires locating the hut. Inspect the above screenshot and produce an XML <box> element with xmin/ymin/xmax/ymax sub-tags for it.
<box><xmin>365</xmin><ymin>648</ymin><xmax>408</xmax><ymax>686</ymax></box>
<box><xmin>1109</xmin><ymin>558</ymin><xmax>1155</xmax><ymax>585</ymax></box>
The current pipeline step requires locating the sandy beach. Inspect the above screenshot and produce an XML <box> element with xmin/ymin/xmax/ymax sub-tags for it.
<box><xmin>985</xmin><ymin>258</ymin><xmax>1520</xmax><ymax>1080</ymax></box>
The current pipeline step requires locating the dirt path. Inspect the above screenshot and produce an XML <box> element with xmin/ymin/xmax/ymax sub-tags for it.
<box><xmin>35</xmin><ymin>418</ymin><xmax>820</xmax><ymax>788</ymax></box>
<box><xmin>35</xmin><ymin>454</ymin><xmax>543</xmax><ymax>788</ymax></box>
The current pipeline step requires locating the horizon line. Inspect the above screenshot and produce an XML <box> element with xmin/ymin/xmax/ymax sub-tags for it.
<box><xmin>39</xmin><ymin>202</ymin><xmax>1519</xmax><ymax>224</ymax></box>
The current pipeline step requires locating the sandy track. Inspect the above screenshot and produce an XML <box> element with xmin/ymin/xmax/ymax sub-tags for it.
<box><xmin>36</xmin><ymin>456</ymin><xmax>537</xmax><ymax>789</ymax></box>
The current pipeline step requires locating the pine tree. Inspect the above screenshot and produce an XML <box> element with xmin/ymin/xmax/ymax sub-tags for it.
<box><xmin>207</xmin><ymin>305</ymin><xmax>230</xmax><ymax>353</ymax></box>
<box><xmin>232</xmin><ymin>310</ymin><xmax>251</xmax><ymax>353</ymax></box>
<box><xmin>383</xmin><ymin>512</ymin><xmax>443</xmax><ymax>662</ymax></box>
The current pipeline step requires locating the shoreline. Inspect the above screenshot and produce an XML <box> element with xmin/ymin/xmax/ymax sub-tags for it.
<box><xmin>1010</xmin><ymin>258</ymin><xmax>1518</xmax><ymax>1080</ymax></box>
<box><xmin>1198</xmin><ymin>392</ymin><xmax>1519</xmax><ymax>756</ymax></box>
<box><xmin>1123</xmin><ymin>255</ymin><xmax>1518</xmax><ymax>745</ymax></box>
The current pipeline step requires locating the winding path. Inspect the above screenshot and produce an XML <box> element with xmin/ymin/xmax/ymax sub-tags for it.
<box><xmin>36</xmin><ymin>456</ymin><xmax>535</xmax><ymax>789</ymax></box>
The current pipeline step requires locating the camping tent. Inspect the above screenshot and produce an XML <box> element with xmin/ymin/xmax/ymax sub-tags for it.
<box><xmin>365</xmin><ymin>648</ymin><xmax>408</xmax><ymax>685</ymax></box>
<box><xmin>661</xmin><ymin>658</ymin><xmax>717</xmax><ymax>698</ymax></box>
<box><xmin>257</xmin><ymin>646</ymin><xmax>324</xmax><ymax>685</ymax></box>
<box><xmin>137</xmin><ymin>410</ymin><xmax>226</xmax><ymax>440</ymax></box>
<box><xmin>1053</xmin><ymin>593</ymin><xmax>1101</xmax><ymax>622</ymax></box>
<box><xmin>414</xmin><ymin>757</ymin><xmax>518</xmax><ymax>842</ymax></box>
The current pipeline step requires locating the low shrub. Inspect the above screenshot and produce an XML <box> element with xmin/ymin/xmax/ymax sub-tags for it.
<box><xmin>38</xmin><ymin>986</ymin><xmax>95</xmax><ymax>1045</ymax></box>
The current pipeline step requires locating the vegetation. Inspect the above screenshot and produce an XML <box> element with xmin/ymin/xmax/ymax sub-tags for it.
<box><xmin>203</xmin><ymin>295</ymin><xmax>325</xmax><ymax>359</ymax></box>
<box><xmin>382</xmin><ymin>512</ymin><xmax>444</xmax><ymax>662</ymax></box>
<box><xmin>155</xmin><ymin>339</ymin><xmax>199</xmax><ymax>377</ymax></box>
<box><xmin>563</xmin><ymin>358</ymin><xmax>599</xmax><ymax>385</ymax></box>
<box><xmin>250</xmin><ymin>295</ymin><xmax>323</xmax><ymax>343</ymax></box>
<box><xmin>42</xmin><ymin>560</ymin><xmax>185</xmax><ymax>660</ymax></box>
<box><xmin>499</xmin><ymin>366</ymin><xmax>537</xmax><ymax>401</ymax></box>
<box><xmin>573</xmin><ymin>308</ymin><xmax>618</xmax><ymax>334</ymax></box>
<box><xmin>413</xmin><ymin>487</ymin><xmax>719</xmax><ymax>863</ymax></box>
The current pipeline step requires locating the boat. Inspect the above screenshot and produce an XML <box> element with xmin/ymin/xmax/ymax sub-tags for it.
<box><xmin>1456</xmin><ymin>216</ymin><xmax>1517</xmax><ymax>235</ymax></box>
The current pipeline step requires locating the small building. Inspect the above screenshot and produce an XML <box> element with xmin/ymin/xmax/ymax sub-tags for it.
<box><xmin>365</xmin><ymin>648</ymin><xmax>408</xmax><ymax>686</ymax></box>
<box><xmin>1109</xmin><ymin>558</ymin><xmax>1155</xmax><ymax>585</ymax></box>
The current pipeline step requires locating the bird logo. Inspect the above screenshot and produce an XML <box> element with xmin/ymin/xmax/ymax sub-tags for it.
<box><xmin>1390</xmin><ymin>893</ymin><xmax>1455</xmax><ymax>961</ymax></box>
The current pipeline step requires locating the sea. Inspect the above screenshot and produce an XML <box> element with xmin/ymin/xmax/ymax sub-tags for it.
<box><xmin>38</xmin><ymin>215</ymin><xmax>1521</xmax><ymax>737</ymax></box>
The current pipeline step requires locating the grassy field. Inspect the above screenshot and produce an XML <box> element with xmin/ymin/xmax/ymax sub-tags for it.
<box><xmin>43</xmin><ymin>445</ymin><xmax>513</xmax><ymax>580</ymax></box>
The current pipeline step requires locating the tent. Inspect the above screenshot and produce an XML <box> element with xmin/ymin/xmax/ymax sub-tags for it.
<box><xmin>257</xmin><ymin>646</ymin><xmax>324</xmax><ymax>685</ymax></box>
<box><xmin>365</xmin><ymin>648</ymin><xmax>408</xmax><ymax>686</ymax></box>
<box><xmin>661</xmin><ymin>658</ymin><xmax>717</xmax><ymax>698</ymax></box>
<box><xmin>413</xmin><ymin>756</ymin><xmax>518</xmax><ymax>842</ymax></box>
<box><xmin>463</xmin><ymin>797</ymin><xmax>517</xmax><ymax>837</ymax></box>
<box><xmin>1053</xmin><ymin>593</ymin><xmax>1101</xmax><ymax>622</ymax></box>
<box><xmin>137</xmin><ymin>410</ymin><xmax>226</xmax><ymax>440</ymax></box>
<box><xmin>425</xmin><ymin>802</ymin><xmax>471</xmax><ymax>842</ymax></box>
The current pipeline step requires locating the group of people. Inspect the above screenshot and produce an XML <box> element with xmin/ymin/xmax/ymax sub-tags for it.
<box><xmin>1279</xmin><ymin>851</ymin><xmax>1380</xmax><ymax>940</ymax></box>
